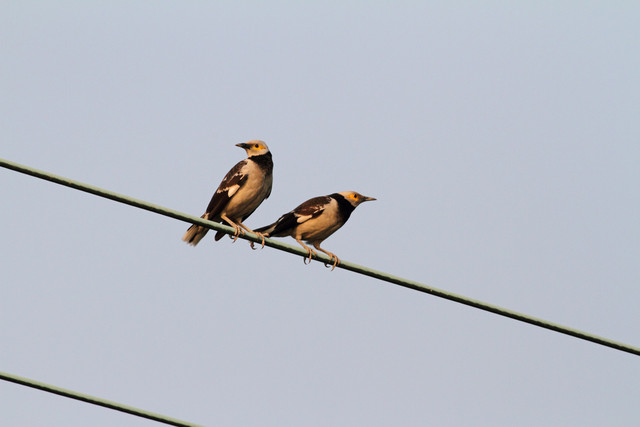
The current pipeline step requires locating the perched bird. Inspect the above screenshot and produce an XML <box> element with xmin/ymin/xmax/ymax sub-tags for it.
<box><xmin>182</xmin><ymin>140</ymin><xmax>273</xmax><ymax>246</ymax></box>
<box><xmin>255</xmin><ymin>191</ymin><xmax>376</xmax><ymax>270</ymax></box>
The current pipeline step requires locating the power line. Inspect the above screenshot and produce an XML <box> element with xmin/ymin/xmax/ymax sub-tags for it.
<box><xmin>2</xmin><ymin>156</ymin><xmax>639</xmax><ymax>359</ymax></box>
<box><xmin>0</xmin><ymin>371</ymin><xmax>203</xmax><ymax>427</ymax></box>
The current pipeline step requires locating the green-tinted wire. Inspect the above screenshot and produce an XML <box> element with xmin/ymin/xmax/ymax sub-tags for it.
<box><xmin>0</xmin><ymin>371</ymin><xmax>203</xmax><ymax>427</ymax></box>
<box><xmin>2</xmin><ymin>156</ymin><xmax>639</xmax><ymax>360</ymax></box>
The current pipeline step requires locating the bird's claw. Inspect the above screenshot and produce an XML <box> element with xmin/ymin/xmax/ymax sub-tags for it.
<box><xmin>302</xmin><ymin>248</ymin><xmax>317</xmax><ymax>265</ymax></box>
<box><xmin>323</xmin><ymin>255</ymin><xmax>340</xmax><ymax>271</ymax></box>
<box><xmin>231</xmin><ymin>227</ymin><xmax>245</xmax><ymax>243</ymax></box>
<box><xmin>249</xmin><ymin>233</ymin><xmax>266</xmax><ymax>250</ymax></box>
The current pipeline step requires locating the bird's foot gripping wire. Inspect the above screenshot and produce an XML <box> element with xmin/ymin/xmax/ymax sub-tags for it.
<box><xmin>249</xmin><ymin>232</ymin><xmax>266</xmax><ymax>250</ymax></box>
<box><xmin>313</xmin><ymin>244</ymin><xmax>340</xmax><ymax>271</ymax></box>
<box><xmin>302</xmin><ymin>248</ymin><xmax>317</xmax><ymax>265</ymax></box>
<box><xmin>230</xmin><ymin>226</ymin><xmax>245</xmax><ymax>243</ymax></box>
<box><xmin>323</xmin><ymin>254</ymin><xmax>340</xmax><ymax>271</ymax></box>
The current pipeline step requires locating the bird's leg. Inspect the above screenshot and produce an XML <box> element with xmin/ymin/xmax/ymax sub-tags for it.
<box><xmin>220</xmin><ymin>214</ymin><xmax>243</xmax><ymax>242</ymax></box>
<box><xmin>313</xmin><ymin>244</ymin><xmax>340</xmax><ymax>271</ymax></box>
<box><xmin>237</xmin><ymin>223</ymin><xmax>266</xmax><ymax>250</ymax></box>
<box><xmin>296</xmin><ymin>238</ymin><xmax>317</xmax><ymax>265</ymax></box>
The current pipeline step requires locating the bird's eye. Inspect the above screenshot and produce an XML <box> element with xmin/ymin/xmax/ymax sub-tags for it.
<box><xmin>254</xmin><ymin>144</ymin><xmax>260</xmax><ymax>148</ymax></box>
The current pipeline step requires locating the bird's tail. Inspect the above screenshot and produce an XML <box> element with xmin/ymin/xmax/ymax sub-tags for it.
<box><xmin>182</xmin><ymin>214</ymin><xmax>209</xmax><ymax>246</ymax></box>
<box><xmin>254</xmin><ymin>222</ymin><xmax>277</xmax><ymax>237</ymax></box>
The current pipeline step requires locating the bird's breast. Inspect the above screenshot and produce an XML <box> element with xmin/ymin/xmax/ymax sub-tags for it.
<box><xmin>223</xmin><ymin>169</ymin><xmax>271</xmax><ymax>218</ymax></box>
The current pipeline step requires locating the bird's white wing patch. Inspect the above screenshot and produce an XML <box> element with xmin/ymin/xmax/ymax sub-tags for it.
<box><xmin>225</xmin><ymin>184</ymin><xmax>241</xmax><ymax>198</ymax></box>
<box><xmin>296</xmin><ymin>214</ymin><xmax>314</xmax><ymax>224</ymax></box>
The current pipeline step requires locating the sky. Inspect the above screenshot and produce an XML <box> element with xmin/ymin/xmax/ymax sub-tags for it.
<box><xmin>1</xmin><ymin>2</ymin><xmax>639</xmax><ymax>426</ymax></box>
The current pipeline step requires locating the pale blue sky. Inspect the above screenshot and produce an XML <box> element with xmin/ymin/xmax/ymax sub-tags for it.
<box><xmin>2</xmin><ymin>2</ymin><xmax>639</xmax><ymax>426</ymax></box>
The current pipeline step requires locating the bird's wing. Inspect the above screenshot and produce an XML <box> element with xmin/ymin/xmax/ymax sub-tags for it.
<box><xmin>265</xmin><ymin>196</ymin><xmax>331</xmax><ymax>236</ymax></box>
<box><xmin>293</xmin><ymin>196</ymin><xmax>331</xmax><ymax>223</ymax></box>
<box><xmin>204</xmin><ymin>160</ymin><xmax>249</xmax><ymax>216</ymax></box>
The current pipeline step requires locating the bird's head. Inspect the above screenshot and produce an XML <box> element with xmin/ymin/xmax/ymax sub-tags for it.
<box><xmin>236</xmin><ymin>140</ymin><xmax>270</xmax><ymax>157</ymax></box>
<box><xmin>339</xmin><ymin>191</ymin><xmax>377</xmax><ymax>207</ymax></box>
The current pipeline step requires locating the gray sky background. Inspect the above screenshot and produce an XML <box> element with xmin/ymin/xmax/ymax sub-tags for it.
<box><xmin>2</xmin><ymin>2</ymin><xmax>639</xmax><ymax>426</ymax></box>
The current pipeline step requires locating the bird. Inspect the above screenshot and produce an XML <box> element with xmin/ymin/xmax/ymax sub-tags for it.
<box><xmin>255</xmin><ymin>191</ymin><xmax>376</xmax><ymax>270</ymax></box>
<box><xmin>182</xmin><ymin>140</ymin><xmax>273</xmax><ymax>247</ymax></box>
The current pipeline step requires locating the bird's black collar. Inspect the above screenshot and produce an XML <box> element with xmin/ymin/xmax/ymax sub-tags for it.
<box><xmin>330</xmin><ymin>193</ymin><xmax>356</xmax><ymax>220</ymax></box>
<box><xmin>249</xmin><ymin>151</ymin><xmax>273</xmax><ymax>170</ymax></box>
